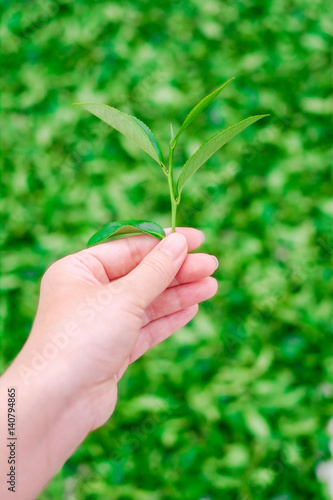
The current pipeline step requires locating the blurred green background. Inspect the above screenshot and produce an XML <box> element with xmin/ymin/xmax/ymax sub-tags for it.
<box><xmin>1</xmin><ymin>0</ymin><xmax>332</xmax><ymax>498</ymax></box>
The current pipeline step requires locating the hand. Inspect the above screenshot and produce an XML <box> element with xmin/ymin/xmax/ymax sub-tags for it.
<box><xmin>0</xmin><ymin>228</ymin><xmax>218</xmax><ymax>500</ymax></box>
<box><xmin>25</xmin><ymin>227</ymin><xmax>218</xmax><ymax>427</ymax></box>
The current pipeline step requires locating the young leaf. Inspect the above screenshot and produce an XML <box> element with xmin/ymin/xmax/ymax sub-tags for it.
<box><xmin>130</xmin><ymin>116</ymin><xmax>164</xmax><ymax>165</ymax></box>
<box><xmin>73</xmin><ymin>103</ymin><xmax>164</xmax><ymax>166</ymax></box>
<box><xmin>87</xmin><ymin>220</ymin><xmax>165</xmax><ymax>247</ymax></box>
<box><xmin>172</xmin><ymin>77</ymin><xmax>235</xmax><ymax>146</ymax></box>
<box><xmin>177</xmin><ymin>114</ymin><xmax>269</xmax><ymax>196</ymax></box>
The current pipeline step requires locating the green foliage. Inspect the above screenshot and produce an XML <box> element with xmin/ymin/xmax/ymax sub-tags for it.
<box><xmin>88</xmin><ymin>220</ymin><xmax>165</xmax><ymax>246</ymax></box>
<box><xmin>1</xmin><ymin>0</ymin><xmax>332</xmax><ymax>499</ymax></box>
<box><xmin>73</xmin><ymin>103</ymin><xmax>164</xmax><ymax>166</ymax></box>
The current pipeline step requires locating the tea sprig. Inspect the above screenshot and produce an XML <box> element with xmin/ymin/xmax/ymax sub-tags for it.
<box><xmin>73</xmin><ymin>78</ymin><xmax>269</xmax><ymax>245</ymax></box>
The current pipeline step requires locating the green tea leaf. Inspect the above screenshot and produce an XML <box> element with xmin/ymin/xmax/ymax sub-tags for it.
<box><xmin>73</xmin><ymin>103</ymin><xmax>164</xmax><ymax>166</ymax></box>
<box><xmin>130</xmin><ymin>115</ymin><xmax>164</xmax><ymax>166</ymax></box>
<box><xmin>173</xmin><ymin>77</ymin><xmax>235</xmax><ymax>146</ymax></box>
<box><xmin>87</xmin><ymin>220</ymin><xmax>165</xmax><ymax>247</ymax></box>
<box><xmin>177</xmin><ymin>114</ymin><xmax>269</xmax><ymax>196</ymax></box>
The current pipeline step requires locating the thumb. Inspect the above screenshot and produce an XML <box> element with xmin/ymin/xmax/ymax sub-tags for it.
<box><xmin>124</xmin><ymin>232</ymin><xmax>188</xmax><ymax>308</ymax></box>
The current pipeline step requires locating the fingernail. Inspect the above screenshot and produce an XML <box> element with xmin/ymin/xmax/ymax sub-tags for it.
<box><xmin>159</xmin><ymin>233</ymin><xmax>187</xmax><ymax>259</ymax></box>
<box><xmin>212</xmin><ymin>256</ymin><xmax>219</xmax><ymax>270</ymax></box>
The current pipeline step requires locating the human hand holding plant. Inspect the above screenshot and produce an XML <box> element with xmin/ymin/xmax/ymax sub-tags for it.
<box><xmin>74</xmin><ymin>77</ymin><xmax>268</xmax><ymax>244</ymax></box>
<box><xmin>0</xmin><ymin>79</ymin><xmax>267</xmax><ymax>500</ymax></box>
<box><xmin>27</xmin><ymin>228</ymin><xmax>216</xmax><ymax>416</ymax></box>
<box><xmin>0</xmin><ymin>228</ymin><xmax>217</xmax><ymax>500</ymax></box>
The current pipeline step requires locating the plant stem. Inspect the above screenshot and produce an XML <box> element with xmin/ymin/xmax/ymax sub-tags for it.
<box><xmin>167</xmin><ymin>144</ymin><xmax>178</xmax><ymax>232</ymax></box>
<box><xmin>170</xmin><ymin>192</ymin><xmax>177</xmax><ymax>233</ymax></box>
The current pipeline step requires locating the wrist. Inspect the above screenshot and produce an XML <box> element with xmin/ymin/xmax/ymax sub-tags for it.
<box><xmin>10</xmin><ymin>331</ymin><xmax>119</xmax><ymax>429</ymax></box>
<box><xmin>0</xmin><ymin>341</ymin><xmax>102</xmax><ymax>499</ymax></box>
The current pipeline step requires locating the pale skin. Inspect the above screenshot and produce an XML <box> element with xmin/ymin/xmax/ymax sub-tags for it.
<box><xmin>0</xmin><ymin>228</ymin><xmax>218</xmax><ymax>500</ymax></box>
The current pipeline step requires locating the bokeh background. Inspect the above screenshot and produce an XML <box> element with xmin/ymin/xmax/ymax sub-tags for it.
<box><xmin>1</xmin><ymin>0</ymin><xmax>332</xmax><ymax>498</ymax></box>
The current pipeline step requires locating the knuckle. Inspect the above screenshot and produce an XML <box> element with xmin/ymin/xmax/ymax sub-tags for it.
<box><xmin>41</xmin><ymin>260</ymin><xmax>61</xmax><ymax>283</ymax></box>
<box><xmin>121</xmin><ymin>280</ymin><xmax>147</xmax><ymax>313</ymax></box>
<box><xmin>41</xmin><ymin>256</ymin><xmax>70</xmax><ymax>286</ymax></box>
<box><xmin>144</xmin><ymin>299</ymin><xmax>159</xmax><ymax>323</ymax></box>
<box><xmin>173</xmin><ymin>286</ymin><xmax>184</xmax><ymax>309</ymax></box>
<box><xmin>143</xmin><ymin>324</ymin><xmax>155</xmax><ymax>349</ymax></box>
<box><xmin>144</xmin><ymin>256</ymin><xmax>170</xmax><ymax>282</ymax></box>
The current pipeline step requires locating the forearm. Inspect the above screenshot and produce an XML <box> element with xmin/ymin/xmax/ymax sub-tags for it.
<box><xmin>0</xmin><ymin>342</ymin><xmax>91</xmax><ymax>500</ymax></box>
